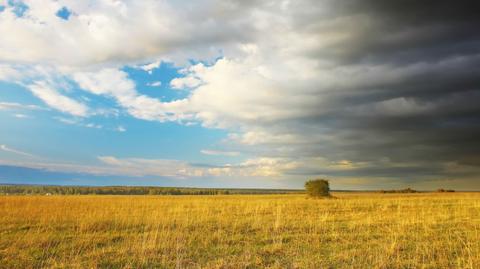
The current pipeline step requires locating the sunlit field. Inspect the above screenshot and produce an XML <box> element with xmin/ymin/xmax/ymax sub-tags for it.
<box><xmin>1</xmin><ymin>193</ymin><xmax>479</xmax><ymax>268</ymax></box>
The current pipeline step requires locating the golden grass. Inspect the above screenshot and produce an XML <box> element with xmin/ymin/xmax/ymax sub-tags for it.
<box><xmin>1</xmin><ymin>192</ymin><xmax>479</xmax><ymax>268</ymax></box>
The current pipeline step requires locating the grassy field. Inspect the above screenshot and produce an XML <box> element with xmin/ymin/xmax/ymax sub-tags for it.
<box><xmin>1</xmin><ymin>193</ymin><xmax>479</xmax><ymax>268</ymax></box>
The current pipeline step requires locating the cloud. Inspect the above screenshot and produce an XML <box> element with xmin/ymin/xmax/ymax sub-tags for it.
<box><xmin>146</xmin><ymin>81</ymin><xmax>162</xmax><ymax>87</ymax></box>
<box><xmin>54</xmin><ymin>117</ymin><xmax>102</xmax><ymax>129</ymax></box>
<box><xmin>115</xmin><ymin>126</ymin><xmax>126</xmax><ymax>132</ymax></box>
<box><xmin>28</xmin><ymin>81</ymin><xmax>89</xmax><ymax>117</ymax></box>
<box><xmin>0</xmin><ymin>1</ymin><xmax>254</xmax><ymax>66</ymax></box>
<box><xmin>0</xmin><ymin>154</ymin><xmax>302</xmax><ymax>179</ymax></box>
<box><xmin>97</xmin><ymin>156</ymin><xmax>202</xmax><ymax>178</ymax></box>
<box><xmin>72</xmin><ymin>68</ymin><xmax>193</xmax><ymax>122</ymax></box>
<box><xmin>95</xmin><ymin>155</ymin><xmax>298</xmax><ymax>178</ymax></box>
<box><xmin>55</xmin><ymin>117</ymin><xmax>77</xmax><ymax>125</ymax></box>
<box><xmin>0</xmin><ymin>101</ymin><xmax>45</xmax><ymax>111</ymax></box>
<box><xmin>14</xmin><ymin>113</ymin><xmax>30</xmax><ymax>119</ymax></box>
<box><xmin>200</xmin><ymin>149</ymin><xmax>240</xmax><ymax>157</ymax></box>
<box><xmin>95</xmin><ymin>155</ymin><xmax>304</xmax><ymax>178</ymax></box>
<box><xmin>170</xmin><ymin>76</ymin><xmax>203</xmax><ymax>90</ymax></box>
<box><xmin>0</xmin><ymin>64</ymin><xmax>21</xmax><ymax>81</ymax></box>
<box><xmin>0</xmin><ymin>144</ymin><xmax>35</xmax><ymax>158</ymax></box>
<box><xmin>139</xmin><ymin>61</ymin><xmax>161</xmax><ymax>74</ymax></box>
<box><xmin>85</xmin><ymin>123</ymin><xmax>102</xmax><ymax>129</ymax></box>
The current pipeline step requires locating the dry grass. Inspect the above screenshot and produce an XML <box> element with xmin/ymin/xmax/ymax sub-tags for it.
<box><xmin>1</xmin><ymin>192</ymin><xmax>479</xmax><ymax>268</ymax></box>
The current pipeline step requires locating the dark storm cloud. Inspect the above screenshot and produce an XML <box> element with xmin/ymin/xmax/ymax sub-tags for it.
<box><xmin>239</xmin><ymin>0</ymin><xmax>480</xmax><ymax>184</ymax></box>
<box><xmin>285</xmin><ymin>165</ymin><xmax>443</xmax><ymax>179</ymax></box>
<box><xmin>297</xmin><ymin>0</ymin><xmax>480</xmax><ymax>65</ymax></box>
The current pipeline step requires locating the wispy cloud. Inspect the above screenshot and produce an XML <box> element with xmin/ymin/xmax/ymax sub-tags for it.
<box><xmin>0</xmin><ymin>144</ymin><xmax>35</xmax><ymax>158</ymax></box>
<box><xmin>115</xmin><ymin>126</ymin><xmax>126</xmax><ymax>132</ymax></box>
<box><xmin>0</xmin><ymin>102</ymin><xmax>45</xmax><ymax>111</ymax></box>
<box><xmin>139</xmin><ymin>61</ymin><xmax>161</xmax><ymax>74</ymax></box>
<box><xmin>54</xmin><ymin>117</ymin><xmax>102</xmax><ymax>129</ymax></box>
<box><xmin>28</xmin><ymin>81</ymin><xmax>89</xmax><ymax>117</ymax></box>
<box><xmin>13</xmin><ymin>113</ymin><xmax>31</xmax><ymax>119</ymax></box>
<box><xmin>55</xmin><ymin>117</ymin><xmax>77</xmax><ymax>125</ymax></box>
<box><xmin>147</xmin><ymin>81</ymin><xmax>162</xmax><ymax>87</ymax></box>
<box><xmin>201</xmin><ymin>149</ymin><xmax>240</xmax><ymax>157</ymax></box>
<box><xmin>0</xmin><ymin>155</ymin><xmax>301</xmax><ymax>179</ymax></box>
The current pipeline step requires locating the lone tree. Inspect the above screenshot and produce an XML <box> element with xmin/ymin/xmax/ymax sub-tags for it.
<box><xmin>305</xmin><ymin>179</ymin><xmax>330</xmax><ymax>197</ymax></box>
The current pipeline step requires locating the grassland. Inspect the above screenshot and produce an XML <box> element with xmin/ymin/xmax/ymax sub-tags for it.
<box><xmin>1</xmin><ymin>193</ymin><xmax>479</xmax><ymax>268</ymax></box>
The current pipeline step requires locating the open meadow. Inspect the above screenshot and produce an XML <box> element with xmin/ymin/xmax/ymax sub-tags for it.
<box><xmin>1</xmin><ymin>192</ymin><xmax>479</xmax><ymax>268</ymax></box>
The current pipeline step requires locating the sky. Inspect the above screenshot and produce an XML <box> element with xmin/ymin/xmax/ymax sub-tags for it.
<box><xmin>0</xmin><ymin>0</ymin><xmax>479</xmax><ymax>190</ymax></box>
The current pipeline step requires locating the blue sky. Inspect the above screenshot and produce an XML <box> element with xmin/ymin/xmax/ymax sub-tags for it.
<box><xmin>0</xmin><ymin>0</ymin><xmax>479</xmax><ymax>190</ymax></box>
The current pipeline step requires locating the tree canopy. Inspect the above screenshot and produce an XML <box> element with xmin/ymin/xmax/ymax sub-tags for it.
<box><xmin>305</xmin><ymin>179</ymin><xmax>330</xmax><ymax>197</ymax></box>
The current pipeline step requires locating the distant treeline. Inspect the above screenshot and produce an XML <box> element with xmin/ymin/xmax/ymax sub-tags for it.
<box><xmin>0</xmin><ymin>185</ymin><xmax>303</xmax><ymax>196</ymax></box>
<box><xmin>379</xmin><ymin>188</ymin><xmax>418</xmax><ymax>194</ymax></box>
<box><xmin>436</xmin><ymin>188</ymin><xmax>455</xmax><ymax>193</ymax></box>
<box><xmin>379</xmin><ymin>188</ymin><xmax>455</xmax><ymax>194</ymax></box>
